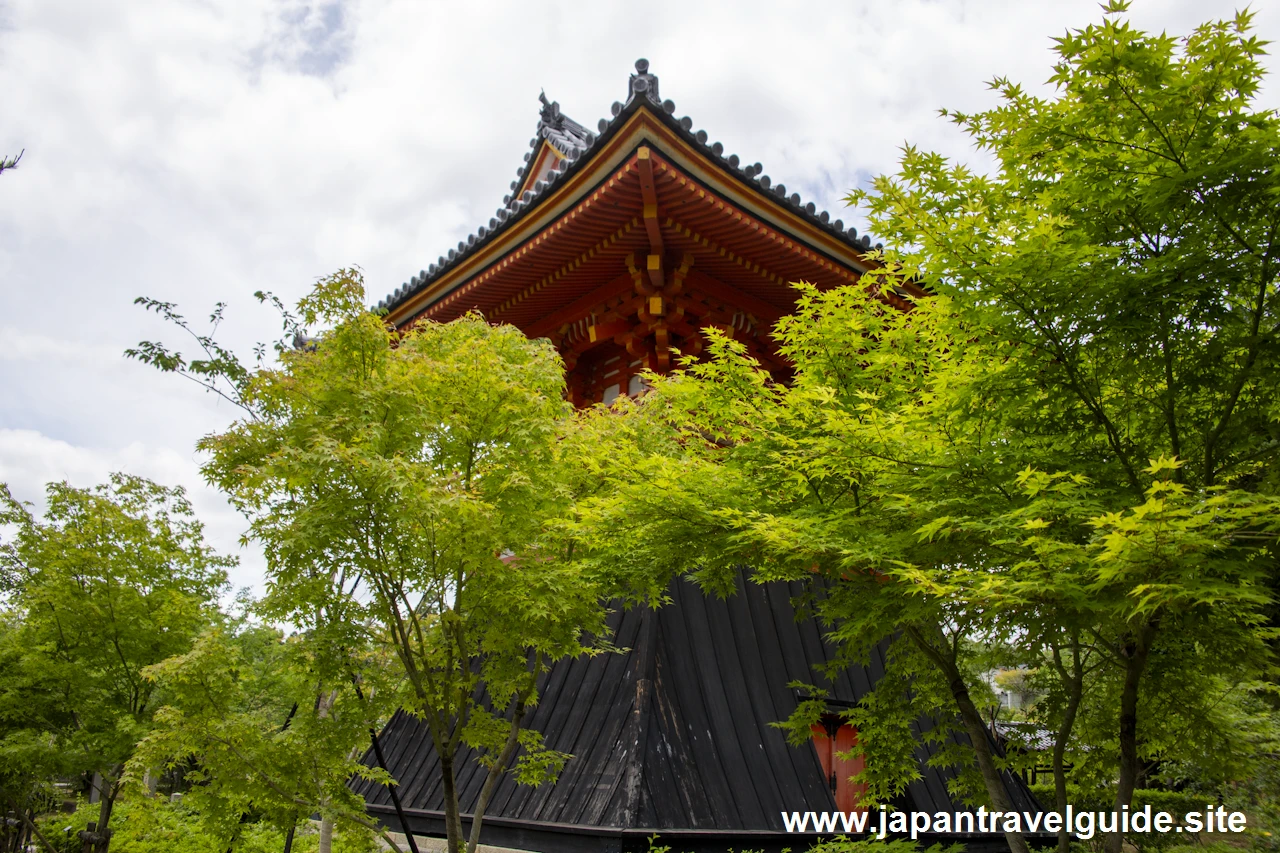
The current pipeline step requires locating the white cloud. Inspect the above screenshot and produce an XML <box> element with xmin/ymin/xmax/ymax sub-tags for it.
<box><xmin>1</xmin><ymin>0</ymin><xmax>1276</xmax><ymax>593</ymax></box>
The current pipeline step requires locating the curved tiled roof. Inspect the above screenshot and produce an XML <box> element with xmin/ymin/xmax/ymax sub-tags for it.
<box><xmin>379</xmin><ymin>59</ymin><xmax>881</xmax><ymax>315</ymax></box>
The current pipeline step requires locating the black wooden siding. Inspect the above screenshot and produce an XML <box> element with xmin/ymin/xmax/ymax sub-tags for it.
<box><xmin>354</xmin><ymin>572</ymin><xmax>1039</xmax><ymax>849</ymax></box>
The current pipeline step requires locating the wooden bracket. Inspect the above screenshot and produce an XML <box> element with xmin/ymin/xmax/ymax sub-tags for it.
<box><xmin>653</xmin><ymin>325</ymin><xmax>671</xmax><ymax>370</ymax></box>
<box><xmin>626</xmin><ymin>252</ymin><xmax>656</xmax><ymax>297</ymax></box>
<box><xmin>589</xmin><ymin>318</ymin><xmax>632</xmax><ymax>343</ymax></box>
<box><xmin>646</xmin><ymin>253</ymin><xmax>664</xmax><ymax>294</ymax></box>
<box><xmin>663</xmin><ymin>251</ymin><xmax>695</xmax><ymax>297</ymax></box>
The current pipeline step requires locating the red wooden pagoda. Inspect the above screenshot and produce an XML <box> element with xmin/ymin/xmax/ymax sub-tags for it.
<box><xmin>377</xmin><ymin>59</ymin><xmax>919</xmax><ymax>406</ymax></box>
<box><xmin>362</xmin><ymin>60</ymin><xmax>1032</xmax><ymax>853</ymax></box>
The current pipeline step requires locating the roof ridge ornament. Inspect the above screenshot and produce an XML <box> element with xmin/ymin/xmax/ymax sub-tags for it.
<box><xmin>538</xmin><ymin>89</ymin><xmax>565</xmax><ymax>129</ymax></box>
<box><xmin>627</xmin><ymin>58</ymin><xmax>660</xmax><ymax>105</ymax></box>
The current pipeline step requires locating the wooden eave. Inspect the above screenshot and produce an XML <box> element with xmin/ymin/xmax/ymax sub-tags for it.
<box><xmin>386</xmin><ymin>104</ymin><xmax>908</xmax><ymax>331</ymax></box>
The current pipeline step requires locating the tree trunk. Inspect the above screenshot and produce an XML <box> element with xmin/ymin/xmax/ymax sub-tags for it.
<box><xmin>315</xmin><ymin>691</ymin><xmax>338</xmax><ymax>853</ymax></box>
<box><xmin>352</xmin><ymin>676</ymin><xmax>421</xmax><ymax>853</ymax></box>
<box><xmin>1106</xmin><ymin>621</ymin><xmax>1157</xmax><ymax>853</ymax></box>
<box><xmin>439</xmin><ymin>753</ymin><xmax>464</xmax><ymax>853</ymax></box>
<box><xmin>467</xmin><ymin>702</ymin><xmax>528</xmax><ymax>853</ymax></box>
<box><xmin>94</xmin><ymin>766</ymin><xmax>123</xmax><ymax>853</ymax></box>
<box><xmin>907</xmin><ymin>626</ymin><xmax>1030</xmax><ymax>853</ymax></box>
<box><xmin>367</xmin><ymin>729</ymin><xmax>422</xmax><ymax>853</ymax></box>
<box><xmin>93</xmin><ymin>799</ymin><xmax>114</xmax><ymax>853</ymax></box>
<box><xmin>1052</xmin><ymin>644</ymin><xmax>1085</xmax><ymax>853</ymax></box>
<box><xmin>318</xmin><ymin>817</ymin><xmax>333</xmax><ymax>853</ymax></box>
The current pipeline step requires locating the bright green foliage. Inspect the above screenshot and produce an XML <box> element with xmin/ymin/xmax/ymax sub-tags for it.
<box><xmin>855</xmin><ymin>5</ymin><xmax>1280</xmax><ymax>839</ymax></box>
<box><xmin>0</xmin><ymin>475</ymin><xmax>232</xmax><ymax>850</ymax></box>
<box><xmin>182</xmin><ymin>269</ymin><xmax>609</xmax><ymax>853</ymax></box>
<box><xmin>565</xmin><ymin>8</ymin><xmax>1280</xmax><ymax>853</ymax></box>
<box><xmin>129</xmin><ymin>624</ymin><xmax>398</xmax><ymax>851</ymax></box>
<box><xmin>861</xmin><ymin>6</ymin><xmax>1279</xmax><ymax>497</ymax></box>
<box><xmin>41</xmin><ymin>796</ymin><xmax>377</xmax><ymax>853</ymax></box>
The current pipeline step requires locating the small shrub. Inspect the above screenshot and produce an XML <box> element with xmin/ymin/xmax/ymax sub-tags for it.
<box><xmin>36</xmin><ymin>796</ymin><xmax>377</xmax><ymax>853</ymax></box>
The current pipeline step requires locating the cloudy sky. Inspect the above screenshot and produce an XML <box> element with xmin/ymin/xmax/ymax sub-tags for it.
<box><xmin>2</xmin><ymin>0</ymin><xmax>1275</xmax><ymax>594</ymax></box>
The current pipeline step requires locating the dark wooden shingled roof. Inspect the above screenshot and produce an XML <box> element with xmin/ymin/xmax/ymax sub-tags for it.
<box><xmin>354</xmin><ymin>572</ymin><xmax>1040</xmax><ymax>853</ymax></box>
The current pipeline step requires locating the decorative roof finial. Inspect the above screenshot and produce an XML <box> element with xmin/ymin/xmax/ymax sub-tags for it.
<box><xmin>627</xmin><ymin>57</ymin><xmax>660</xmax><ymax>105</ymax></box>
<box><xmin>538</xmin><ymin>89</ymin><xmax>564</xmax><ymax>128</ymax></box>
<box><xmin>535</xmin><ymin>90</ymin><xmax>565</xmax><ymax>130</ymax></box>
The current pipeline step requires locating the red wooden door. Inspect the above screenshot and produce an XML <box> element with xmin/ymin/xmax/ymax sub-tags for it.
<box><xmin>811</xmin><ymin>719</ymin><xmax>868</xmax><ymax>812</ymax></box>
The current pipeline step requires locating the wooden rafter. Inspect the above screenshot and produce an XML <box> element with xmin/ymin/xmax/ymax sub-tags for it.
<box><xmin>491</xmin><ymin>219</ymin><xmax>639</xmax><ymax>321</ymax></box>
<box><xmin>525</xmin><ymin>273</ymin><xmax>635</xmax><ymax>338</ymax></box>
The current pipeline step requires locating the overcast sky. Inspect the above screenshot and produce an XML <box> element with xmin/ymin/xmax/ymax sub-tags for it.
<box><xmin>2</xmin><ymin>0</ymin><xmax>1275</xmax><ymax>595</ymax></box>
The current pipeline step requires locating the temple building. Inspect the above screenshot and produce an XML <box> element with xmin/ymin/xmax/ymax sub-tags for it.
<box><xmin>356</xmin><ymin>60</ymin><xmax>1036</xmax><ymax>853</ymax></box>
